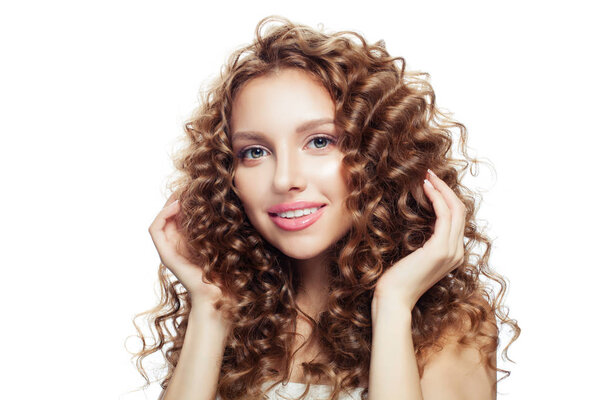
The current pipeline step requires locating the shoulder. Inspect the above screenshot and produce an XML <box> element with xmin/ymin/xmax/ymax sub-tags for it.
<box><xmin>419</xmin><ymin>292</ymin><xmax>498</xmax><ymax>400</ymax></box>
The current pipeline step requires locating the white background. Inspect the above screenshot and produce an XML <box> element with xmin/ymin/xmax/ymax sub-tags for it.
<box><xmin>1</xmin><ymin>1</ymin><xmax>598</xmax><ymax>399</ymax></box>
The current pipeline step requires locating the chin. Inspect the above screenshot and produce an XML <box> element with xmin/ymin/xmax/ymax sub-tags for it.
<box><xmin>265</xmin><ymin>238</ymin><xmax>330</xmax><ymax>260</ymax></box>
<box><xmin>277</xmin><ymin>246</ymin><xmax>323</xmax><ymax>260</ymax></box>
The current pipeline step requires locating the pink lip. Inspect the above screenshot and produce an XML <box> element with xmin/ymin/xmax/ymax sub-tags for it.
<box><xmin>267</xmin><ymin>201</ymin><xmax>326</xmax><ymax>214</ymax></box>
<box><xmin>268</xmin><ymin>205</ymin><xmax>327</xmax><ymax>231</ymax></box>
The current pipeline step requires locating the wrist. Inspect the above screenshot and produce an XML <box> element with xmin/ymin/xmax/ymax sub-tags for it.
<box><xmin>371</xmin><ymin>292</ymin><xmax>413</xmax><ymax>327</ymax></box>
<box><xmin>190</xmin><ymin>300</ymin><xmax>233</xmax><ymax>334</ymax></box>
<box><xmin>373</xmin><ymin>288</ymin><xmax>414</xmax><ymax>313</ymax></box>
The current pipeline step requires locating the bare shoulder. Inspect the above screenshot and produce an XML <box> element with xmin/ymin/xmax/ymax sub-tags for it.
<box><xmin>419</xmin><ymin>292</ymin><xmax>498</xmax><ymax>400</ymax></box>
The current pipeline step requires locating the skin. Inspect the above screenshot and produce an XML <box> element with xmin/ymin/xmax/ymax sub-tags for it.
<box><xmin>148</xmin><ymin>67</ymin><xmax>495</xmax><ymax>399</ymax></box>
<box><xmin>368</xmin><ymin>169</ymin><xmax>496</xmax><ymax>399</ymax></box>
<box><xmin>373</xmin><ymin>171</ymin><xmax>467</xmax><ymax>311</ymax></box>
<box><xmin>229</xmin><ymin>68</ymin><xmax>352</xmax><ymax>314</ymax></box>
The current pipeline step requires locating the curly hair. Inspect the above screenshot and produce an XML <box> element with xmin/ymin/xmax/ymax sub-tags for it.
<box><xmin>131</xmin><ymin>15</ymin><xmax>520</xmax><ymax>400</ymax></box>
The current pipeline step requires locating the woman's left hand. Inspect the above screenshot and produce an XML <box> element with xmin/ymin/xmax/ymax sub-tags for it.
<box><xmin>374</xmin><ymin>169</ymin><xmax>467</xmax><ymax>311</ymax></box>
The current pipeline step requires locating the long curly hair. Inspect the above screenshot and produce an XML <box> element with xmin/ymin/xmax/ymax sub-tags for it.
<box><xmin>131</xmin><ymin>15</ymin><xmax>520</xmax><ymax>400</ymax></box>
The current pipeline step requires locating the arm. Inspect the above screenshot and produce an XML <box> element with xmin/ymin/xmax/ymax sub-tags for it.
<box><xmin>368</xmin><ymin>294</ymin><xmax>423</xmax><ymax>400</ymax></box>
<box><xmin>148</xmin><ymin>196</ymin><xmax>233</xmax><ymax>400</ymax></box>
<box><xmin>369</xmin><ymin>292</ymin><xmax>496</xmax><ymax>400</ymax></box>
<box><xmin>368</xmin><ymin>170</ymin><xmax>495</xmax><ymax>399</ymax></box>
<box><xmin>161</xmin><ymin>301</ymin><xmax>231</xmax><ymax>400</ymax></box>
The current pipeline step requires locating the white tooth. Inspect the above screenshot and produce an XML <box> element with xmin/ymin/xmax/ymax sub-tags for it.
<box><xmin>276</xmin><ymin>207</ymin><xmax>320</xmax><ymax>218</ymax></box>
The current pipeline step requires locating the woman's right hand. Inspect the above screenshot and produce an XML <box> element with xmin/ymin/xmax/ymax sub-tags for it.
<box><xmin>148</xmin><ymin>193</ymin><xmax>225</xmax><ymax>312</ymax></box>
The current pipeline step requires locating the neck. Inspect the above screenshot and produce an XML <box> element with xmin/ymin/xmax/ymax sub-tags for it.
<box><xmin>291</xmin><ymin>251</ymin><xmax>332</xmax><ymax>318</ymax></box>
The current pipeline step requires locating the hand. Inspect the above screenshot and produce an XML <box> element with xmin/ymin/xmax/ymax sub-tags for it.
<box><xmin>374</xmin><ymin>169</ymin><xmax>467</xmax><ymax>311</ymax></box>
<box><xmin>148</xmin><ymin>193</ymin><xmax>225</xmax><ymax>310</ymax></box>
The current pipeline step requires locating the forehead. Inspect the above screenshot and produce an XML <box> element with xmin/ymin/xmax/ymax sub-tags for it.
<box><xmin>230</xmin><ymin>68</ymin><xmax>334</xmax><ymax>134</ymax></box>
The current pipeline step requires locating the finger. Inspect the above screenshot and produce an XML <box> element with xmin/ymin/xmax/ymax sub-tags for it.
<box><xmin>149</xmin><ymin>199</ymin><xmax>180</xmax><ymax>235</ymax></box>
<box><xmin>148</xmin><ymin>200</ymin><xmax>182</xmax><ymax>263</ymax></box>
<box><xmin>426</xmin><ymin>169</ymin><xmax>467</xmax><ymax>252</ymax></box>
<box><xmin>423</xmin><ymin>178</ymin><xmax>451</xmax><ymax>244</ymax></box>
<box><xmin>164</xmin><ymin>192</ymin><xmax>180</xmax><ymax>207</ymax></box>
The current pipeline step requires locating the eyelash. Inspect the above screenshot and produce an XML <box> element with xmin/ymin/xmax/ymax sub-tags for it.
<box><xmin>237</xmin><ymin>135</ymin><xmax>337</xmax><ymax>160</ymax></box>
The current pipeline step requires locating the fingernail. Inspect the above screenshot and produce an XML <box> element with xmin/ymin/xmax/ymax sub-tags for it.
<box><xmin>427</xmin><ymin>169</ymin><xmax>437</xmax><ymax>178</ymax></box>
<box><xmin>424</xmin><ymin>179</ymin><xmax>434</xmax><ymax>189</ymax></box>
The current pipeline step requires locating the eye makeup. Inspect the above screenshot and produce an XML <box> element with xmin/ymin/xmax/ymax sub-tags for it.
<box><xmin>236</xmin><ymin>134</ymin><xmax>337</xmax><ymax>160</ymax></box>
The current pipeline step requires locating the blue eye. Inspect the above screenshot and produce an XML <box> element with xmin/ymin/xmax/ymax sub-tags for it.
<box><xmin>308</xmin><ymin>136</ymin><xmax>334</xmax><ymax>149</ymax></box>
<box><xmin>239</xmin><ymin>147</ymin><xmax>266</xmax><ymax>160</ymax></box>
<box><xmin>237</xmin><ymin>135</ymin><xmax>336</xmax><ymax>160</ymax></box>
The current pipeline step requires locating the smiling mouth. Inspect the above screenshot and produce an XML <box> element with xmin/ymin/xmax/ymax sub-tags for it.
<box><xmin>268</xmin><ymin>205</ymin><xmax>327</xmax><ymax>231</ymax></box>
<box><xmin>268</xmin><ymin>204</ymin><xmax>326</xmax><ymax>218</ymax></box>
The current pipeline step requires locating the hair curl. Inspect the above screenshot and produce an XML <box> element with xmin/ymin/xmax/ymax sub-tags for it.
<box><xmin>130</xmin><ymin>15</ymin><xmax>520</xmax><ymax>400</ymax></box>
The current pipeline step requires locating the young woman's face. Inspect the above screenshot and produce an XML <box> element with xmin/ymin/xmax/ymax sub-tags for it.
<box><xmin>230</xmin><ymin>68</ymin><xmax>352</xmax><ymax>260</ymax></box>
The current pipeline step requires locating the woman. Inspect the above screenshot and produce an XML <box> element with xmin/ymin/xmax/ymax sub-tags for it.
<box><xmin>134</xmin><ymin>16</ymin><xmax>520</xmax><ymax>400</ymax></box>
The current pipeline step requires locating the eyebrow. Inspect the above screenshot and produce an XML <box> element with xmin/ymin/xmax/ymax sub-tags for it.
<box><xmin>231</xmin><ymin>118</ymin><xmax>335</xmax><ymax>142</ymax></box>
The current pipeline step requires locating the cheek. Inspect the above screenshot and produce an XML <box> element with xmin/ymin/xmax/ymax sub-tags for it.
<box><xmin>233</xmin><ymin>170</ymin><xmax>263</xmax><ymax>216</ymax></box>
<box><xmin>340</xmin><ymin>163</ymin><xmax>351</xmax><ymax>192</ymax></box>
<box><xmin>232</xmin><ymin>173</ymin><xmax>248</xmax><ymax>207</ymax></box>
<box><xmin>317</xmin><ymin>157</ymin><xmax>350</xmax><ymax>195</ymax></box>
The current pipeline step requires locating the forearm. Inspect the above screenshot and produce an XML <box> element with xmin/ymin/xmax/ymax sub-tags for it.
<box><xmin>368</xmin><ymin>293</ymin><xmax>423</xmax><ymax>400</ymax></box>
<box><xmin>162</xmin><ymin>302</ymin><xmax>231</xmax><ymax>400</ymax></box>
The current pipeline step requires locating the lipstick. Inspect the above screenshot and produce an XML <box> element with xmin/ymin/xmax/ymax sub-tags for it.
<box><xmin>267</xmin><ymin>201</ymin><xmax>326</xmax><ymax>214</ymax></box>
<box><xmin>267</xmin><ymin>202</ymin><xmax>327</xmax><ymax>231</ymax></box>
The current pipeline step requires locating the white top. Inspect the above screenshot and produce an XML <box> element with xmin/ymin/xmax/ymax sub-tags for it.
<box><xmin>215</xmin><ymin>380</ymin><xmax>366</xmax><ymax>400</ymax></box>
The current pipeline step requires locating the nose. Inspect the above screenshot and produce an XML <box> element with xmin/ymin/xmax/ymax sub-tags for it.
<box><xmin>272</xmin><ymin>148</ymin><xmax>307</xmax><ymax>193</ymax></box>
